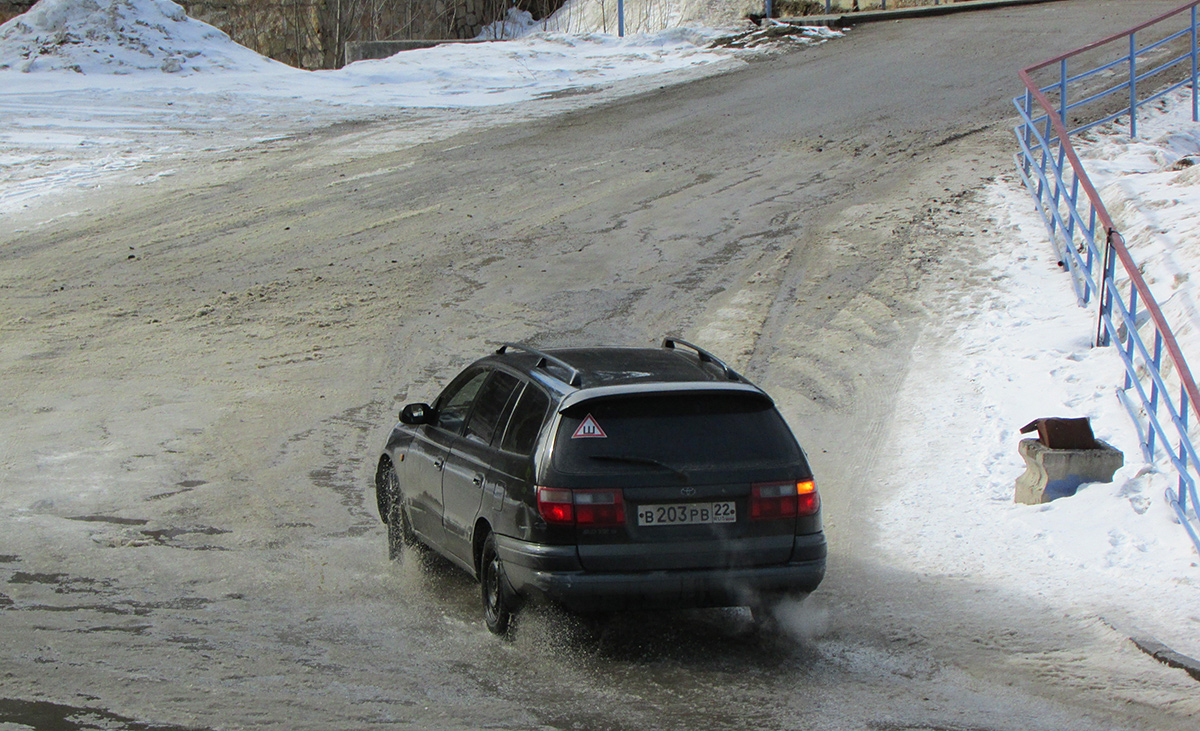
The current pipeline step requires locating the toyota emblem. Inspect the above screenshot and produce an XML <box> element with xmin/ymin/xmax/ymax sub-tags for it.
<box><xmin>680</xmin><ymin>487</ymin><xmax>696</xmax><ymax>496</ymax></box>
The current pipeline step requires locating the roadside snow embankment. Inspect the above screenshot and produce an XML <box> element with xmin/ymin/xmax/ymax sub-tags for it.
<box><xmin>476</xmin><ymin>0</ymin><xmax>763</xmax><ymax>38</ymax></box>
<box><xmin>878</xmin><ymin>87</ymin><xmax>1200</xmax><ymax>661</ymax></box>
<box><xmin>0</xmin><ymin>0</ymin><xmax>286</xmax><ymax>74</ymax></box>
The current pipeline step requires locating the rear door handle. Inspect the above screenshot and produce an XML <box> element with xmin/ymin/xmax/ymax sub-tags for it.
<box><xmin>472</xmin><ymin>474</ymin><xmax>484</xmax><ymax>486</ymax></box>
<box><xmin>434</xmin><ymin>459</ymin><xmax>444</xmax><ymax>471</ymax></box>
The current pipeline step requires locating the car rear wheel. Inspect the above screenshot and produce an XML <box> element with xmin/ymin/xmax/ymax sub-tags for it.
<box><xmin>480</xmin><ymin>533</ymin><xmax>517</xmax><ymax>636</ymax></box>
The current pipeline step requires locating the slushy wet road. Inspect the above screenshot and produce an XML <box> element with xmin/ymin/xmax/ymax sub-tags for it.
<box><xmin>2</xmin><ymin>1</ymin><xmax>1197</xmax><ymax>728</ymax></box>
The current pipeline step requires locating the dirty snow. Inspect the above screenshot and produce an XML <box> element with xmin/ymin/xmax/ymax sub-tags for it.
<box><xmin>0</xmin><ymin>0</ymin><xmax>806</xmax><ymax>216</ymax></box>
<box><xmin>878</xmin><ymin>86</ymin><xmax>1200</xmax><ymax>660</ymax></box>
<box><xmin>0</xmin><ymin>0</ymin><xmax>288</xmax><ymax>73</ymax></box>
<box><xmin>478</xmin><ymin>0</ymin><xmax>765</xmax><ymax>37</ymax></box>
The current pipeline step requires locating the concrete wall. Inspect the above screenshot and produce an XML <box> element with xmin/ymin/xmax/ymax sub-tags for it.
<box><xmin>180</xmin><ymin>0</ymin><xmax>328</xmax><ymax>69</ymax></box>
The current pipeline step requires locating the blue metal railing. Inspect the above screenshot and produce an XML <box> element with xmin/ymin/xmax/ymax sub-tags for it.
<box><xmin>1013</xmin><ymin>1</ymin><xmax>1200</xmax><ymax>554</ymax></box>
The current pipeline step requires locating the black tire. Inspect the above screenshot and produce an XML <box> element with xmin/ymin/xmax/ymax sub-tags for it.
<box><xmin>480</xmin><ymin>533</ymin><xmax>517</xmax><ymax>637</ymax></box>
<box><xmin>387</xmin><ymin>500</ymin><xmax>406</xmax><ymax>561</ymax></box>
<box><xmin>382</xmin><ymin>466</ymin><xmax>417</xmax><ymax>561</ymax></box>
<box><xmin>374</xmin><ymin>458</ymin><xmax>394</xmax><ymax>524</ymax></box>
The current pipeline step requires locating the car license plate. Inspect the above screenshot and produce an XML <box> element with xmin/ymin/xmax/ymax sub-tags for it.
<box><xmin>637</xmin><ymin>501</ymin><xmax>736</xmax><ymax>526</ymax></box>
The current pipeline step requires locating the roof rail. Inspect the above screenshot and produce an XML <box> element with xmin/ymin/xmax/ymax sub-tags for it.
<box><xmin>496</xmin><ymin>343</ymin><xmax>583</xmax><ymax>388</ymax></box>
<box><xmin>661</xmin><ymin>337</ymin><xmax>741</xmax><ymax>381</ymax></box>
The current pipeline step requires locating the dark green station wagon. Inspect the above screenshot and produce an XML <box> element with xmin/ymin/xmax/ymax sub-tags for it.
<box><xmin>374</xmin><ymin>338</ymin><xmax>826</xmax><ymax>635</ymax></box>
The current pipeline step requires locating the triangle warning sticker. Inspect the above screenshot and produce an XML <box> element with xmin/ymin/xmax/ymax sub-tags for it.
<box><xmin>572</xmin><ymin>414</ymin><xmax>607</xmax><ymax>439</ymax></box>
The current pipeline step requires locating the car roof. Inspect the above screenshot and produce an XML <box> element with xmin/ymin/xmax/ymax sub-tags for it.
<box><xmin>482</xmin><ymin>340</ymin><xmax>771</xmax><ymax>407</ymax></box>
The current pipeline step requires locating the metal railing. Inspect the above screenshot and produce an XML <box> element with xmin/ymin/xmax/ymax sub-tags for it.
<box><xmin>1013</xmin><ymin>1</ymin><xmax>1200</xmax><ymax>553</ymax></box>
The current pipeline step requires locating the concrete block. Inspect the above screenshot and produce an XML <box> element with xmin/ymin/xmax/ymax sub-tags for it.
<box><xmin>1014</xmin><ymin>438</ymin><xmax>1124</xmax><ymax>504</ymax></box>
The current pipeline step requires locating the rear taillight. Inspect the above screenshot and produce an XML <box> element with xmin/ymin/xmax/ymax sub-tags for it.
<box><xmin>536</xmin><ymin>487</ymin><xmax>624</xmax><ymax>526</ymax></box>
<box><xmin>537</xmin><ymin>487</ymin><xmax>574</xmax><ymax>524</ymax></box>
<box><xmin>575</xmin><ymin>489</ymin><xmax>625</xmax><ymax>526</ymax></box>
<box><xmin>751</xmin><ymin>480</ymin><xmax>819</xmax><ymax>520</ymax></box>
<box><xmin>796</xmin><ymin>480</ymin><xmax>820</xmax><ymax>516</ymax></box>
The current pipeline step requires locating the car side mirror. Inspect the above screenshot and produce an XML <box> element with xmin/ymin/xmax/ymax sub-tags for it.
<box><xmin>400</xmin><ymin>403</ymin><xmax>433</xmax><ymax>425</ymax></box>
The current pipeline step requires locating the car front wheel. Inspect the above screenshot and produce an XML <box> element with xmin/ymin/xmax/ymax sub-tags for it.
<box><xmin>386</xmin><ymin>492</ymin><xmax>417</xmax><ymax>561</ymax></box>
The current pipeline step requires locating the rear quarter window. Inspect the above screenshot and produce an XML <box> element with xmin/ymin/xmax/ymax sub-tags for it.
<box><xmin>500</xmin><ymin>385</ymin><xmax>551</xmax><ymax>455</ymax></box>
<box><xmin>553</xmin><ymin>392</ymin><xmax>800</xmax><ymax>473</ymax></box>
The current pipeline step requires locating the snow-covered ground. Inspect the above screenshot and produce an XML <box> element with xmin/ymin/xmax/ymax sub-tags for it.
<box><xmin>0</xmin><ymin>0</ymin><xmax>837</xmax><ymax>217</ymax></box>
<box><xmin>878</xmin><ymin>89</ymin><xmax>1200</xmax><ymax>660</ymax></box>
<box><xmin>3</xmin><ymin>0</ymin><xmax>1200</xmax><ymax>664</ymax></box>
<box><xmin>477</xmin><ymin>0</ymin><xmax>764</xmax><ymax>38</ymax></box>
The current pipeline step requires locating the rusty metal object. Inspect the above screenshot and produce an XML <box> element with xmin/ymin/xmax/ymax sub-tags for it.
<box><xmin>1019</xmin><ymin>417</ymin><xmax>1098</xmax><ymax>450</ymax></box>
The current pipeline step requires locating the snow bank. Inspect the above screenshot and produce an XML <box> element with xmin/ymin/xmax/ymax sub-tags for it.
<box><xmin>879</xmin><ymin>87</ymin><xmax>1200</xmax><ymax>660</ymax></box>
<box><xmin>1073</xmin><ymin>92</ymin><xmax>1200</xmax><ymax>365</ymax></box>
<box><xmin>476</xmin><ymin>0</ymin><xmax>762</xmax><ymax>38</ymax></box>
<box><xmin>0</xmin><ymin>0</ymin><xmax>288</xmax><ymax>74</ymax></box>
<box><xmin>324</xmin><ymin>31</ymin><xmax>736</xmax><ymax>106</ymax></box>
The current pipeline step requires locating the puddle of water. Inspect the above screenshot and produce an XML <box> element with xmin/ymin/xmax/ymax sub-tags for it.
<box><xmin>0</xmin><ymin>697</ymin><xmax>206</xmax><ymax>731</ymax></box>
<box><xmin>67</xmin><ymin>516</ymin><xmax>150</xmax><ymax>526</ymax></box>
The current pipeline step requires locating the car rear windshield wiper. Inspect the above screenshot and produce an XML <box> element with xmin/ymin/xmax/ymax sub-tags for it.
<box><xmin>588</xmin><ymin>454</ymin><xmax>689</xmax><ymax>482</ymax></box>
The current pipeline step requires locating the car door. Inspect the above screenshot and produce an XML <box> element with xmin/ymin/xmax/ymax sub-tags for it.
<box><xmin>405</xmin><ymin>368</ymin><xmax>490</xmax><ymax>546</ymax></box>
<box><xmin>440</xmin><ymin>370</ymin><xmax>522</xmax><ymax>566</ymax></box>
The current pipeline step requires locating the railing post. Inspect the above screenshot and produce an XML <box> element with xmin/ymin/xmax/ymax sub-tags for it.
<box><xmin>1124</xmin><ymin>286</ymin><xmax>1139</xmax><ymax>392</ymax></box>
<box><xmin>1192</xmin><ymin>6</ymin><xmax>1198</xmax><ymax>123</ymax></box>
<box><xmin>1051</xmin><ymin>145</ymin><xmax>1067</xmax><ymax>245</ymax></box>
<box><xmin>1180</xmin><ymin>385</ymin><xmax>1191</xmax><ymax>514</ymax></box>
<box><xmin>1060</xmin><ymin>59</ymin><xmax>1069</xmax><ymax>132</ymax></box>
<box><xmin>1130</xmin><ymin>32</ymin><xmax>1138</xmax><ymax>137</ymax></box>
<box><xmin>1034</xmin><ymin>135</ymin><xmax>1048</xmax><ymax>208</ymax></box>
<box><xmin>1023</xmin><ymin>90</ymin><xmax>1035</xmax><ymax>177</ymax></box>
<box><xmin>1148</xmin><ymin>332</ymin><xmax>1164</xmax><ymax>457</ymax></box>
<box><xmin>1068</xmin><ymin>173</ymin><xmax>1082</xmax><ymax>289</ymax></box>
<box><xmin>1096</xmin><ymin>228</ymin><xmax>1115</xmax><ymax>347</ymax></box>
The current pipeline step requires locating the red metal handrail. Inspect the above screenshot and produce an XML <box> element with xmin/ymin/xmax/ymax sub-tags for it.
<box><xmin>1017</xmin><ymin>0</ymin><xmax>1200</xmax><ymax>438</ymax></box>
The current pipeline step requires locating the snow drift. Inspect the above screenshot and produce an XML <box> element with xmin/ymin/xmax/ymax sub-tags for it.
<box><xmin>0</xmin><ymin>0</ymin><xmax>287</xmax><ymax>74</ymax></box>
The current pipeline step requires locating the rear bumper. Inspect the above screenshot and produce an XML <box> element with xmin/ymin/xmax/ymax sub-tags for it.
<box><xmin>495</xmin><ymin>533</ymin><xmax>826</xmax><ymax>612</ymax></box>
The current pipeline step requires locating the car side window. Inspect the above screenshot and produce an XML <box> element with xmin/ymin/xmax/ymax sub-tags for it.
<box><xmin>499</xmin><ymin>385</ymin><xmax>550</xmax><ymax>455</ymax></box>
<box><xmin>464</xmin><ymin>371</ymin><xmax>521</xmax><ymax>445</ymax></box>
<box><xmin>434</xmin><ymin>370</ymin><xmax>490</xmax><ymax>435</ymax></box>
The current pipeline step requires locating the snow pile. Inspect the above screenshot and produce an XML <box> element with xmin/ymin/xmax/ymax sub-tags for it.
<box><xmin>476</xmin><ymin>6</ymin><xmax>540</xmax><ymax>40</ymax></box>
<box><xmin>1073</xmin><ymin>96</ymin><xmax>1200</xmax><ymax>363</ymax></box>
<box><xmin>479</xmin><ymin>0</ymin><xmax>763</xmax><ymax>37</ymax></box>
<box><xmin>0</xmin><ymin>0</ymin><xmax>289</xmax><ymax>74</ymax></box>
<box><xmin>326</xmin><ymin>30</ymin><xmax>737</xmax><ymax>106</ymax></box>
<box><xmin>878</xmin><ymin>87</ymin><xmax>1200</xmax><ymax>659</ymax></box>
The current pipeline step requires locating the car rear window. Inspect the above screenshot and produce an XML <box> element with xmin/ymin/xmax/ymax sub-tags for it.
<box><xmin>552</xmin><ymin>392</ymin><xmax>800</xmax><ymax>473</ymax></box>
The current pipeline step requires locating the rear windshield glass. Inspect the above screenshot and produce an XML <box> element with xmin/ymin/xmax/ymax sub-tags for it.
<box><xmin>553</xmin><ymin>392</ymin><xmax>800</xmax><ymax>474</ymax></box>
